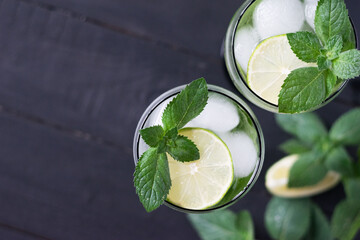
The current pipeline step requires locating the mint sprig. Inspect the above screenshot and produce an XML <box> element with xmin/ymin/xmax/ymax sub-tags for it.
<box><xmin>134</xmin><ymin>78</ymin><xmax>208</xmax><ymax>212</ymax></box>
<box><xmin>279</xmin><ymin>0</ymin><xmax>360</xmax><ymax>113</ymax></box>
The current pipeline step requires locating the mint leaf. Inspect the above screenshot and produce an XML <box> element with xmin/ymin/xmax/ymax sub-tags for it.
<box><xmin>325</xmin><ymin>147</ymin><xmax>354</xmax><ymax>177</ymax></box>
<box><xmin>325</xmin><ymin>70</ymin><xmax>337</xmax><ymax>98</ymax></box>
<box><xmin>279</xmin><ymin>67</ymin><xmax>326</xmax><ymax>113</ymax></box>
<box><xmin>275</xmin><ymin>112</ymin><xmax>327</xmax><ymax>143</ymax></box>
<box><xmin>305</xmin><ymin>203</ymin><xmax>333</xmax><ymax>240</ymax></box>
<box><xmin>332</xmin><ymin>50</ymin><xmax>360</xmax><ymax>79</ymax></box>
<box><xmin>162</xmin><ymin>78</ymin><xmax>208</xmax><ymax>130</ymax></box>
<box><xmin>167</xmin><ymin>135</ymin><xmax>199</xmax><ymax>162</ymax></box>
<box><xmin>317</xmin><ymin>55</ymin><xmax>332</xmax><ymax>71</ymax></box>
<box><xmin>287</xmin><ymin>32</ymin><xmax>322</xmax><ymax>63</ymax></box>
<box><xmin>325</xmin><ymin>35</ymin><xmax>343</xmax><ymax>60</ymax></box>
<box><xmin>134</xmin><ymin>148</ymin><xmax>171</xmax><ymax>212</ymax></box>
<box><xmin>288</xmin><ymin>152</ymin><xmax>328</xmax><ymax>188</ymax></box>
<box><xmin>331</xmin><ymin>199</ymin><xmax>360</xmax><ymax>240</ymax></box>
<box><xmin>265</xmin><ymin>197</ymin><xmax>311</xmax><ymax>240</ymax></box>
<box><xmin>280</xmin><ymin>139</ymin><xmax>311</xmax><ymax>154</ymax></box>
<box><xmin>314</xmin><ymin>0</ymin><xmax>349</xmax><ymax>45</ymax></box>
<box><xmin>188</xmin><ymin>210</ymin><xmax>240</xmax><ymax>240</ymax></box>
<box><xmin>342</xmin><ymin>18</ymin><xmax>356</xmax><ymax>51</ymax></box>
<box><xmin>140</xmin><ymin>125</ymin><xmax>164</xmax><ymax>147</ymax></box>
<box><xmin>330</xmin><ymin>108</ymin><xmax>360</xmax><ymax>145</ymax></box>
<box><xmin>164</xmin><ymin>127</ymin><xmax>178</xmax><ymax>139</ymax></box>
<box><xmin>236</xmin><ymin>210</ymin><xmax>255</xmax><ymax>240</ymax></box>
<box><xmin>344</xmin><ymin>178</ymin><xmax>360</xmax><ymax>201</ymax></box>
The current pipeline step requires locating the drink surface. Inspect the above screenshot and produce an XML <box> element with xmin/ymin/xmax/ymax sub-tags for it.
<box><xmin>138</xmin><ymin>91</ymin><xmax>261</xmax><ymax>209</ymax></box>
<box><xmin>233</xmin><ymin>0</ymin><xmax>355</xmax><ymax>105</ymax></box>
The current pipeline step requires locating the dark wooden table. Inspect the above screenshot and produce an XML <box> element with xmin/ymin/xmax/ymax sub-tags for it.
<box><xmin>0</xmin><ymin>0</ymin><xmax>359</xmax><ymax>239</ymax></box>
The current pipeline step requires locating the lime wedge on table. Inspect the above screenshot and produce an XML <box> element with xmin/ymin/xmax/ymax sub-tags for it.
<box><xmin>247</xmin><ymin>35</ymin><xmax>316</xmax><ymax>105</ymax></box>
<box><xmin>167</xmin><ymin>128</ymin><xmax>234</xmax><ymax>210</ymax></box>
<box><xmin>265</xmin><ymin>155</ymin><xmax>340</xmax><ymax>198</ymax></box>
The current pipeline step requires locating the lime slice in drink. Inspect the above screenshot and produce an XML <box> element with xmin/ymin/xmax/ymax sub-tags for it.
<box><xmin>247</xmin><ymin>35</ymin><xmax>316</xmax><ymax>105</ymax></box>
<box><xmin>265</xmin><ymin>155</ymin><xmax>340</xmax><ymax>198</ymax></box>
<box><xmin>167</xmin><ymin>128</ymin><xmax>234</xmax><ymax>210</ymax></box>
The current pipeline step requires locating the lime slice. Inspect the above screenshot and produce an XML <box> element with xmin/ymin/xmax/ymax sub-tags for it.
<box><xmin>167</xmin><ymin>128</ymin><xmax>234</xmax><ymax>210</ymax></box>
<box><xmin>265</xmin><ymin>155</ymin><xmax>340</xmax><ymax>198</ymax></box>
<box><xmin>247</xmin><ymin>35</ymin><xmax>316</xmax><ymax>105</ymax></box>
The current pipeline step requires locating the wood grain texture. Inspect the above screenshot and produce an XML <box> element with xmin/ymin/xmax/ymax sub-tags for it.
<box><xmin>0</xmin><ymin>0</ymin><xmax>359</xmax><ymax>239</ymax></box>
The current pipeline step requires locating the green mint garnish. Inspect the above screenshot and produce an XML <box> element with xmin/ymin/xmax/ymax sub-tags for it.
<box><xmin>279</xmin><ymin>67</ymin><xmax>326</xmax><ymax>114</ymax></box>
<box><xmin>278</xmin><ymin>0</ymin><xmax>360</xmax><ymax>113</ymax></box>
<box><xmin>287</xmin><ymin>31</ymin><xmax>322</xmax><ymax>63</ymax></box>
<box><xmin>134</xmin><ymin>78</ymin><xmax>208</xmax><ymax>212</ymax></box>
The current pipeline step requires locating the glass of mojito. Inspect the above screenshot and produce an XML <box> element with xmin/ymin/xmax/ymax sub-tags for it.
<box><xmin>224</xmin><ymin>0</ymin><xmax>357</xmax><ymax>113</ymax></box>
<box><xmin>133</xmin><ymin>83</ymin><xmax>264</xmax><ymax>213</ymax></box>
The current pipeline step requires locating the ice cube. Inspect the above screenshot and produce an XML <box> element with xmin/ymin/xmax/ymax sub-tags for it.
<box><xmin>304</xmin><ymin>0</ymin><xmax>319</xmax><ymax>29</ymax></box>
<box><xmin>234</xmin><ymin>26</ymin><xmax>260</xmax><ymax>74</ymax></box>
<box><xmin>185</xmin><ymin>93</ymin><xmax>240</xmax><ymax>132</ymax></box>
<box><xmin>253</xmin><ymin>0</ymin><xmax>305</xmax><ymax>40</ymax></box>
<box><xmin>219</xmin><ymin>132</ymin><xmax>258</xmax><ymax>178</ymax></box>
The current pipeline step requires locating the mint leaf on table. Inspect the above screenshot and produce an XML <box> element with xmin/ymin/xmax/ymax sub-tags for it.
<box><xmin>325</xmin><ymin>70</ymin><xmax>337</xmax><ymax>97</ymax></box>
<box><xmin>162</xmin><ymin>77</ymin><xmax>208</xmax><ymax>131</ymax></box>
<box><xmin>304</xmin><ymin>203</ymin><xmax>333</xmax><ymax>240</ymax></box>
<box><xmin>134</xmin><ymin>148</ymin><xmax>171</xmax><ymax>212</ymax></box>
<box><xmin>332</xmin><ymin>50</ymin><xmax>360</xmax><ymax>79</ymax></box>
<box><xmin>279</xmin><ymin>67</ymin><xmax>326</xmax><ymax>113</ymax></box>
<box><xmin>265</xmin><ymin>197</ymin><xmax>311</xmax><ymax>240</ymax></box>
<box><xmin>325</xmin><ymin>35</ymin><xmax>343</xmax><ymax>60</ymax></box>
<box><xmin>329</xmin><ymin>108</ymin><xmax>360</xmax><ymax>145</ymax></box>
<box><xmin>167</xmin><ymin>135</ymin><xmax>199</xmax><ymax>162</ymax></box>
<box><xmin>287</xmin><ymin>32</ymin><xmax>322</xmax><ymax>63</ymax></box>
<box><xmin>331</xmin><ymin>199</ymin><xmax>360</xmax><ymax>240</ymax></box>
<box><xmin>314</xmin><ymin>0</ymin><xmax>349</xmax><ymax>45</ymax></box>
<box><xmin>188</xmin><ymin>209</ymin><xmax>255</xmax><ymax>240</ymax></box>
<box><xmin>275</xmin><ymin>112</ymin><xmax>327</xmax><ymax>143</ymax></box>
<box><xmin>280</xmin><ymin>139</ymin><xmax>311</xmax><ymax>154</ymax></box>
<box><xmin>288</xmin><ymin>152</ymin><xmax>328</xmax><ymax>188</ymax></box>
<box><xmin>344</xmin><ymin>178</ymin><xmax>360</xmax><ymax>201</ymax></box>
<box><xmin>325</xmin><ymin>147</ymin><xmax>354</xmax><ymax>177</ymax></box>
<box><xmin>140</xmin><ymin>125</ymin><xmax>164</xmax><ymax>147</ymax></box>
<box><xmin>236</xmin><ymin>210</ymin><xmax>255</xmax><ymax>240</ymax></box>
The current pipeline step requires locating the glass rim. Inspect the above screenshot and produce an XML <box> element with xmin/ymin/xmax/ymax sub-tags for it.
<box><xmin>133</xmin><ymin>84</ymin><xmax>265</xmax><ymax>214</ymax></box>
<box><xmin>225</xmin><ymin>0</ymin><xmax>358</xmax><ymax>112</ymax></box>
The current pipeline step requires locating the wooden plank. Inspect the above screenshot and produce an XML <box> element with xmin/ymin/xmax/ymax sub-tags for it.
<box><xmin>22</xmin><ymin>0</ymin><xmax>360</xmax><ymax>58</ymax></box>
<box><xmin>0</xmin><ymin>0</ymin><xmax>228</xmax><ymax>147</ymax></box>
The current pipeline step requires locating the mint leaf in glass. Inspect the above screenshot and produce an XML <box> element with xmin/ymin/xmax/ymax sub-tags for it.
<box><xmin>280</xmin><ymin>139</ymin><xmax>311</xmax><ymax>155</ymax></box>
<box><xmin>265</xmin><ymin>197</ymin><xmax>311</xmax><ymax>240</ymax></box>
<box><xmin>331</xmin><ymin>199</ymin><xmax>360</xmax><ymax>240</ymax></box>
<box><xmin>314</xmin><ymin>0</ymin><xmax>349</xmax><ymax>45</ymax></box>
<box><xmin>276</xmin><ymin>112</ymin><xmax>327</xmax><ymax>143</ymax></box>
<box><xmin>162</xmin><ymin>77</ymin><xmax>208</xmax><ymax>131</ymax></box>
<box><xmin>287</xmin><ymin>32</ymin><xmax>322</xmax><ymax>63</ymax></box>
<box><xmin>134</xmin><ymin>78</ymin><xmax>209</xmax><ymax>212</ymax></box>
<box><xmin>279</xmin><ymin>67</ymin><xmax>326</xmax><ymax>113</ymax></box>
<box><xmin>332</xmin><ymin>49</ymin><xmax>360</xmax><ymax>79</ymax></box>
<box><xmin>330</xmin><ymin>108</ymin><xmax>360</xmax><ymax>145</ymax></box>
<box><xmin>167</xmin><ymin>135</ymin><xmax>199</xmax><ymax>162</ymax></box>
<box><xmin>288</xmin><ymin>152</ymin><xmax>327</xmax><ymax>188</ymax></box>
<box><xmin>325</xmin><ymin>70</ymin><xmax>337</xmax><ymax>98</ymax></box>
<box><xmin>325</xmin><ymin>35</ymin><xmax>343</xmax><ymax>60</ymax></box>
<box><xmin>139</xmin><ymin>125</ymin><xmax>164</xmax><ymax>147</ymax></box>
<box><xmin>317</xmin><ymin>55</ymin><xmax>332</xmax><ymax>71</ymax></box>
<box><xmin>134</xmin><ymin>148</ymin><xmax>171</xmax><ymax>212</ymax></box>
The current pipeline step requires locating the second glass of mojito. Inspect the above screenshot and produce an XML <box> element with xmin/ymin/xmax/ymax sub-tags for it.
<box><xmin>224</xmin><ymin>0</ymin><xmax>356</xmax><ymax>113</ymax></box>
